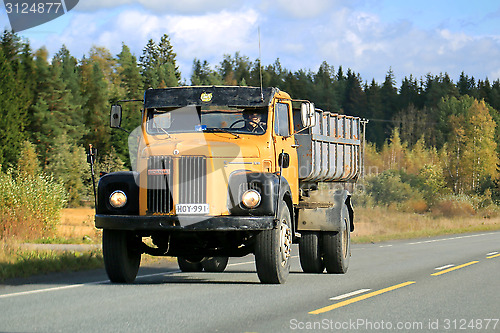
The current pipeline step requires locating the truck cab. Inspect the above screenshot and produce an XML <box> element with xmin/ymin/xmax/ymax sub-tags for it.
<box><xmin>95</xmin><ymin>86</ymin><xmax>359</xmax><ymax>284</ymax></box>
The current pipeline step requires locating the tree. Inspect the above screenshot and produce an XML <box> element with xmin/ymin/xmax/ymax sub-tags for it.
<box><xmin>53</xmin><ymin>45</ymin><xmax>85</xmax><ymax>106</ymax></box>
<box><xmin>399</xmin><ymin>75</ymin><xmax>422</xmax><ymax>110</ymax></box>
<box><xmin>140</xmin><ymin>35</ymin><xmax>180</xmax><ymax>89</ymax></box>
<box><xmin>16</xmin><ymin>140</ymin><xmax>41</xmax><ymax>177</ymax></box>
<box><xmin>380</xmin><ymin>68</ymin><xmax>398</xmax><ymax>119</ymax></box>
<box><xmin>343</xmin><ymin>69</ymin><xmax>367</xmax><ymax>116</ymax></box>
<box><xmin>313</xmin><ymin>61</ymin><xmax>340</xmax><ymax>112</ymax></box>
<box><xmin>364</xmin><ymin>80</ymin><xmax>385</xmax><ymax>147</ymax></box>
<box><xmin>191</xmin><ymin>59</ymin><xmax>222</xmax><ymax>85</ymax></box>
<box><xmin>423</xmin><ymin>73</ymin><xmax>458</xmax><ymax>108</ymax></box>
<box><xmin>46</xmin><ymin>133</ymin><xmax>89</xmax><ymax>206</ymax></box>
<box><xmin>80</xmin><ymin>60</ymin><xmax>111</xmax><ymax>154</ymax></box>
<box><xmin>393</xmin><ymin>105</ymin><xmax>435</xmax><ymax>147</ymax></box>
<box><xmin>158</xmin><ymin>34</ymin><xmax>181</xmax><ymax>82</ymax></box>
<box><xmin>31</xmin><ymin>59</ymin><xmax>85</xmax><ymax>165</ymax></box>
<box><xmin>440</xmin><ymin>97</ymin><xmax>498</xmax><ymax>193</ymax></box>
<box><xmin>457</xmin><ymin>71</ymin><xmax>477</xmax><ymax>98</ymax></box>
<box><xmin>117</xmin><ymin>43</ymin><xmax>143</xmax><ymax>99</ymax></box>
<box><xmin>380</xmin><ymin>128</ymin><xmax>408</xmax><ymax>171</ymax></box>
<box><xmin>113</xmin><ymin>44</ymin><xmax>144</xmax><ymax>166</ymax></box>
<box><xmin>0</xmin><ymin>48</ymin><xmax>25</xmax><ymax>169</ymax></box>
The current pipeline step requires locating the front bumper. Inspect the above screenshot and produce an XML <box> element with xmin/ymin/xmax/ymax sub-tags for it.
<box><xmin>95</xmin><ymin>214</ymin><xmax>277</xmax><ymax>231</ymax></box>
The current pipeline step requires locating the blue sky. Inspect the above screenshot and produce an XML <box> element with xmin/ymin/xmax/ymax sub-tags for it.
<box><xmin>1</xmin><ymin>0</ymin><xmax>500</xmax><ymax>85</ymax></box>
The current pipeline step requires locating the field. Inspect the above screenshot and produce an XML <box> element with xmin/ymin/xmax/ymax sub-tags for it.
<box><xmin>353</xmin><ymin>207</ymin><xmax>500</xmax><ymax>243</ymax></box>
<box><xmin>57</xmin><ymin>206</ymin><xmax>500</xmax><ymax>244</ymax></box>
<box><xmin>58</xmin><ymin>208</ymin><xmax>101</xmax><ymax>242</ymax></box>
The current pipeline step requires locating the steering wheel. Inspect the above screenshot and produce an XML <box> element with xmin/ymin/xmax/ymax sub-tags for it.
<box><xmin>229</xmin><ymin>119</ymin><xmax>265</xmax><ymax>133</ymax></box>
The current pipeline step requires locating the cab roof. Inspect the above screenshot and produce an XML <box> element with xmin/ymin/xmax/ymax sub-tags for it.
<box><xmin>144</xmin><ymin>86</ymin><xmax>279</xmax><ymax>109</ymax></box>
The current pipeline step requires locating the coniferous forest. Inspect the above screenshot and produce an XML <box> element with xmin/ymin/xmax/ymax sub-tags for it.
<box><xmin>1</xmin><ymin>29</ymin><xmax>499</xmax><ymax>211</ymax></box>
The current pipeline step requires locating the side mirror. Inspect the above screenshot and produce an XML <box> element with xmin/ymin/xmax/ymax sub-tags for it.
<box><xmin>301</xmin><ymin>102</ymin><xmax>316</xmax><ymax>128</ymax></box>
<box><xmin>278</xmin><ymin>152</ymin><xmax>290</xmax><ymax>169</ymax></box>
<box><xmin>110</xmin><ymin>105</ymin><xmax>122</xmax><ymax>128</ymax></box>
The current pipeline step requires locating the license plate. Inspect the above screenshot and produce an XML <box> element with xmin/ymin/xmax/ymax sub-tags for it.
<box><xmin>175</xmin><ymin>204</ymin><xmax>209</xmax><ymax>215</ymax></box>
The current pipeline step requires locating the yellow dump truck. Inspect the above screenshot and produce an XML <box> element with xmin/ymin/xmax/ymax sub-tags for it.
<box><xmin>95</xmin><ymin>86</ymin><xmax>361</xmax><ymax>284</ymax></box>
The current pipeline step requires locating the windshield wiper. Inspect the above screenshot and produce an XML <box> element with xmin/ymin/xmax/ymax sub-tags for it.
<box><xmin>204</xmin><ymin>128</ymin><xmax>240</xmax><ymax>138</ymax></box>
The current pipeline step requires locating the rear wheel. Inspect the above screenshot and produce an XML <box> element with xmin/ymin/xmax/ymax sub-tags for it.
<box><xmin>299</xmin><ymin>232</ymin><xmax>324</xmax><ymax>273</ymax></box>
<box><xmin>255</xmin><ymin>200</ymin><xmax>292</xmax><ymax>284</ymax></box>
<box><xmin>177</xmin><ymin>257</ymin><xmax>203</xmax><ymax>272</ymax></box>
<box><xmin>103</xmin><ymin>229</ymin><xmax>141</xmax><ymax>283</ymax></box>
<box><xmin>202</xmin><ymin>257</ymin><xmax>229</xmax><ymax>272</ymax></box>
<box><xmin>323</xmin><ymin>210</ymin><xmax>350</xmax><ymax>274</ymax></box>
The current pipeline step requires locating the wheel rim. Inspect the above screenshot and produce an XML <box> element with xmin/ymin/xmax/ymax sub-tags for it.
<box><xmin>279</xmin><ymin>221</ymin><xmax>292</xmax><ymax>266</ymax></box>
<box><xmin>342</xmin><ymin>218</ymin><xmax>348</xmax><ymax>258</ymax></box>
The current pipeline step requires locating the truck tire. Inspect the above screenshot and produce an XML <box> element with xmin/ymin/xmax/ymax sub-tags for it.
<box><xmin>299</xmin><ymin>232</ymin><xmax>324</xmax><ymax>273</ymax></box>
<box><xmin>177</xmin><ymin>257</ymin><xmax>203</xmax><ymax>272</ymax></box>
<box><xmin>103</xmin><ymin>229</ymin><xmax>141</xmax><ymax>283</ymax></box>
<box><xmin>323</xmin><ymin>211</ymin><xmax>350</xmax><ymax>274</ymax></box>
<box><xmin>202</xmin><ymin>257</ymin><xmax>229</xmax><ymax>272</ymax></box>
<box><xmin>255</xmin><ymin>201</ymin><xmax>292</xmax><ymax>284</ymax></box>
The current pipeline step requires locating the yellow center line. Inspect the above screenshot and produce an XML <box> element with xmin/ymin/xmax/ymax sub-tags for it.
<box><xmin>487</xmin><ymin>253</ymin><xmax>500</xmax><ymax>259</ymax></box>
<box><xmin>309</xmin><ymin>281</ymin><xmax>416</xmax><ymax>315</ymax></box>
<box><xmin>431</xmin><ymin>261</ymin><xmax>479</xmax><ymax>276</ymax></box>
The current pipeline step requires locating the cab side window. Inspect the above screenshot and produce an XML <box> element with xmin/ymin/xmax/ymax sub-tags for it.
<box><xmin>274</xmin><ymin>103</ymin><xmax>290</xmax><ymax>137</ymax></box>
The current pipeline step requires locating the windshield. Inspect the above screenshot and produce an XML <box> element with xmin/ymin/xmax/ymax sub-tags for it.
<box><xmin>146</xmin><ymin>105</ymin><xmax>268</xmax><ymax>135</ymax></box>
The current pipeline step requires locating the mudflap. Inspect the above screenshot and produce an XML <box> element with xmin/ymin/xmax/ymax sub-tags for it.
<box><xmin>297</xmin><ymin>189</ymin><xmax>353</xmax><ymax>232</ymax></box>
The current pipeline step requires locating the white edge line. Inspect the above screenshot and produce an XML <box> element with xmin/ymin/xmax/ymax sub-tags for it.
<box><xmin>0</xmin><ymin>255</ymin><xmax>269</xmax><ymax>299</ymax></box>
<box><xmin>486</xmin><ymin>251</ymin><xmax>498</xmax><ymax>256</ymax></box>
<box><xmin>434</xmin><ymin>264</ymin><xmax>455</xmax><ymax>270</ymax></box>
<box><xmin>408</xmin><ymin>232</ymin><xmax>496</xmax><ymax>245</ymax></box>
<box><xmin>330</xmin><ymin>289</ymin><xmax>371</xmax><ymax>301</ymax></box>
<box><xmin>0</xmin><ymin>270</ymin><xmax>180</xmax><ymax>299</ymax></box>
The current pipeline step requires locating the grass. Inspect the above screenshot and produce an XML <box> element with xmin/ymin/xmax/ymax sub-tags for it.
<box><xmin>0</xmin><ymin>241</ymin><xmax>103</xmax><ymax>282</ymax></box>
<box><xmin>352</xmin><ymin>206</ymin><xmax>500</xmax><ymax>243</ymax></box>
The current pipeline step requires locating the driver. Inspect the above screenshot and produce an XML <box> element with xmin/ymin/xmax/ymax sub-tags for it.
<box><xmin>243</xmin><ymin>111</ymin><xmax>266</xmax><ymax>133</ymax></box>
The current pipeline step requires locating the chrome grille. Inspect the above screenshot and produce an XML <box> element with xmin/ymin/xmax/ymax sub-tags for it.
<box><xmin>179</xmin><ymin>156</ymin><xmax>207</xmax><ymax>204</ymax></box>
<box><xmin>147</xmin><ymin>156</ymin><xmax>173</xmax><ymax>213</ymax></box>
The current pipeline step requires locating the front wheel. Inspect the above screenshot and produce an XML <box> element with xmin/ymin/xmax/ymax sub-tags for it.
<box><xmin>255</xmin><ymin>200</ymin><xmax>292</xmax><ymax>284</ymax></box>
<box><xmin>102</xmin><ymin>229</ymin><xmax>141</xmax><ymax>283</ymax></box>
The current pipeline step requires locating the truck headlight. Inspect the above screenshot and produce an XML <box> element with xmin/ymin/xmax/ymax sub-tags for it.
<box><xmin>241</xmin><ymin>189</ymin><xmax>261</xmax><ymax>209</ymax></box>
<box><xmin>109</xmin><ymin>190</ymin><xmax>127</xmax><ymax>208</ymax></box>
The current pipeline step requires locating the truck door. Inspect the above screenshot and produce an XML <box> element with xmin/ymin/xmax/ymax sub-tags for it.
<box><xmin>273</xmin><ymin>100</ymin><xmax>299</xmax><ymax>202</ymax></box>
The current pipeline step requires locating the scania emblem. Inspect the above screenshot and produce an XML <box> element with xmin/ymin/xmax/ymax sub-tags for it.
<box><xmin>148</xmin><ymin>169</ymin><xmax>170</xmax><ymax>176</ymax></box>
<box><xmin>200</xmin><ymin>92</ymin><xmax>212</xmax><ymax>102</ymax></box>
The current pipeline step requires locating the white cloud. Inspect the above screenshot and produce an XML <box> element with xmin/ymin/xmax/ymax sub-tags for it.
<box><xmin>310</xmin><ymin>8</ymin><xmax>500</xmax><ymax>82</ymax></box>
<box><xmin>37</xmin><ymin>8</ymin><xmax>260</xmax><ymax>80</ymax></box>
<box><xmin>168</xmin><ymin>9</ymin><xmax>259</xmax><ymax>58</ymax></box>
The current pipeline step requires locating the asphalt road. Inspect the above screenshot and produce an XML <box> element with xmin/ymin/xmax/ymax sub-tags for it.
<box><xmin>1</xmin><ymin>231</ymin><xmax>499</xmax><ymax>333</ymax></box>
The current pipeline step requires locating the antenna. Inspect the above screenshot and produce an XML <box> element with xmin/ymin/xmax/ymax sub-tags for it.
<box><xmin>258</xmin><ymin>26</ymin><xmax>264</xmax><ymax>101</ymax></box>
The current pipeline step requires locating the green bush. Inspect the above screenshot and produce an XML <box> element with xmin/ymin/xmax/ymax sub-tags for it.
<box><xmin>351</xmin><ymin>183</ymin><xmax>375</xmax><ymax>208</ymax></box>
<box><xmin>0</xmin><ymin>171</ymin><xmax>67</xmax><ymax>240</ymax></box>
<box><xmin>365</xmin><ymin>170</ymin><xmax>417</xmax><ymax>206</ymax></box>
<box><xmin>417</xmin><ymin>164</ymin><xmax>449</xmax><ymax>202</ymax></box>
